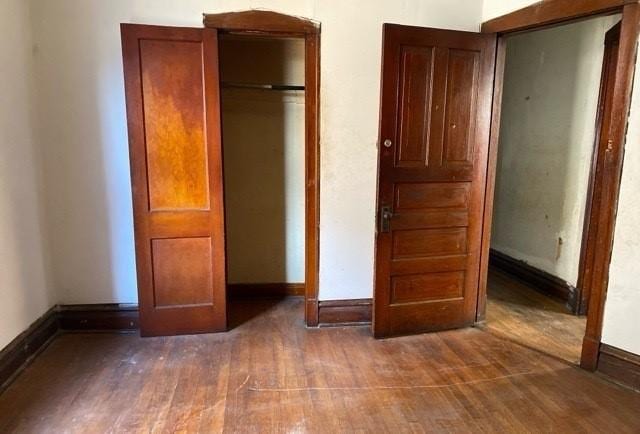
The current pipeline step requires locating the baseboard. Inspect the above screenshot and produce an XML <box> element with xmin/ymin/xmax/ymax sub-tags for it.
<box><xmin>227</xmin><ymin>283</ymin><xmax>305</xmax><ymax>298</ymax></box>
<box><xmin>597</xmin><ymin>344</ymin><xmax>640</xmax><ymax>392</ymax></box>
<box><xmin>0</xmin><ymin>306</ymin><xmax>59</xmax><ymax>391</ymax></box>
<box><xmin>58</xmin><ymin>304</ymin><xmax>139</xmax><ymax>332</ymax></box>
<box><xmin>318</xmin><ymin>298</ymin><xmax>372</xmax><ymax>326</ymax></box>
<box><xmin>489</xmin><ymin>249</ymin><xmax>580</xmax><ymax>314</ymax></box>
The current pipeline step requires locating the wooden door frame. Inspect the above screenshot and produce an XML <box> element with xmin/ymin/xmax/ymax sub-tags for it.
<box><xmin>203</xmin><ymin>10</ymin><xmax>322</xmax><ymax>326</ymax></box>
<box><xmin>479</xmin><ymin>0</ymin><xmax>640</xmax><ymax>371</ymax></box>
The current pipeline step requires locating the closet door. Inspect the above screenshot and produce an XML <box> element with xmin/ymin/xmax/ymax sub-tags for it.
<box><xmin>121</xmin><ymin>24</ymin><xmax>226</xmax><ymax>336</ymax></box>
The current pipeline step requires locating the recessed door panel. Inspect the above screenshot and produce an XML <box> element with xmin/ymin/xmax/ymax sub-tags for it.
<box><xmin>141</xmin><ymin>40</ymin><xmax>210</xmax><ymax>211</ymax></box>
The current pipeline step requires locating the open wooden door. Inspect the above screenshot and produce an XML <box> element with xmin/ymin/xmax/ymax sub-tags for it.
<box><xmin>121</xmin><ymin>24</ymin><xmax>227</xmax><ymax>336</ymax></box>
<box><xmin>373</xmin><ymin>24</ymin><xmax>497</xmax><ymax>337</ymax></box>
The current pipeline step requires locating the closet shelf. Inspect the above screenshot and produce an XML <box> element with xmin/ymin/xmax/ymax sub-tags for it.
<box><xmin>221</xmin><ymin>82</ymin><xmax>305</xmax><ymax>91</ymax></box>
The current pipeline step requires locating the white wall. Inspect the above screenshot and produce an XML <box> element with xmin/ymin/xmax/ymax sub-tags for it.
<box><xmin>220</xmin><ymin>37</ymin><xmax>305</xmax><ymax>284</ymax></box>
<box><xmin>0</xmin><ymin>0</ymin><xmax>54</xmax><ymax>348</ymax></box>
<box><xmin>492</xmin><ymin>16</ymin><xmax>618</xmax><ymax>285</ymax></box>
<box><xmin>29</xmin><ymin>0</ymin><xmax>483</xmax><ymax>304</ymax></box>
<box><xmin>482</xmin><ymin>0</ymin><xmax>640</xmax><ymax>355</ymax></box>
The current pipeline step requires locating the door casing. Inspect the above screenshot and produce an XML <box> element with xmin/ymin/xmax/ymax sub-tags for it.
<box><xmin>203</xmin><ymin>11</ymin><xmax>322</xmax><ymax>326</ymax></box>
<box><xmin>479</xmin><ymin>0</ymin><xmax>640</xmax><ymax>371</ymax></box>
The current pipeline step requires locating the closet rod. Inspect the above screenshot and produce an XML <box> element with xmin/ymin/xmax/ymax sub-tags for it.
<box><xmin>221</xmin><ymin>82</ymin><xmax>305</xmax><ymax>91</ymax></box>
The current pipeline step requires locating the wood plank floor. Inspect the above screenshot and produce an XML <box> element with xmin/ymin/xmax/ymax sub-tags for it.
<box><xmin>485</xmin><ymin>269</ymin><xmax>587</xmax><ymax>364</ymax></box>
<box><xmin>0</xmin><ymin>298</ymin><xmax>638</xmax><ymax>433</ymax></box>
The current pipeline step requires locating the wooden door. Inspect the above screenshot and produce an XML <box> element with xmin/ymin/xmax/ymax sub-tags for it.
<box><xmin>374</xmin><ymin>24</ymin><xmax>497</xmax><ymax>337</ymax></box>
<box><xmin>121</xmin><ymin>24</ymin><xmax>227</xmax><ymax>336</ymax></box>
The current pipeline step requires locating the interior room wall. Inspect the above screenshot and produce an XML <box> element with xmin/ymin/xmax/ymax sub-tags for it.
<box><xmin>0</xmin><ymin>0</ymin><xmax>54</xmax><ymax>348</ymax></box>
<box><xmin>483</xmin><ymin>0</ymin><xmax>640</xmax><ymax>355</ymax></box>
<box><xmin>220</xmin><ymin>37</ymin><xmax>305</xmax><ymax>284</ymax></box>
<box><xmin>28</xmin><ymin>0</ymin><xmax>483</xmax><ymax>304</ymax></box>
<box><xmin>491</xmin><ymin>15</ymin><xmax>619</xmax><ymax>285</ymax></box>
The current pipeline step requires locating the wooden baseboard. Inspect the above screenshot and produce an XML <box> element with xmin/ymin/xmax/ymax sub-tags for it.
<box><xmin>227</xmin><ymin>283</ymin><xmax>305</xmax><ymax>298</ymax></box>
<box><xmin>58</xmin><ymin>304</ymin><xmax>139</xmax><ymax>332</ymax></box>
<box><xmin>0</xmin><ymin>306</ymin><xmax>59</xmax><ymax>391</ymax></box>
<box><xmin>597</xmin><ymin>344</ymin><xmax>640</xmax><ymax>391</ymax></box>
<box><xmin>318</xmin><ymin>298</ymin><xmax>372</xmax><ymax>326</ymax></box>
<box><xmin>489</xmin><ymin>249</ymin><xmax>580</xmax><ymax>314</ymax></box>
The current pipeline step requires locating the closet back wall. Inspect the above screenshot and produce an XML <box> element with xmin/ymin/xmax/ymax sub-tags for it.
<box><xmin>220</xmin><ymin>37</ymin><xmax>305</xmax><ymax>284</ymax></box>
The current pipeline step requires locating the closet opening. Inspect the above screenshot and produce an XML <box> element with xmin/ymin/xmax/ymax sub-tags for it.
<box><xmin>220</xmin><ymin>34</ymin><xmax>306</xmax><ymax>309</ymax></box>
<box><xmin>202</xmin><ymin>10</ymin><xmax>321</xmax><ymax>328</ymax></box>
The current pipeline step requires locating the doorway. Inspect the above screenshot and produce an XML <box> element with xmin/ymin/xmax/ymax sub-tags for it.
<box><xmin>219</xmin><ymin>34</ymin><xmax>306</xmax><ymax>315</ymax></box>
<box><xmin>483</xmin><ymin>15</ymin><xmax>621</xmax><ymax>365</ymax></box>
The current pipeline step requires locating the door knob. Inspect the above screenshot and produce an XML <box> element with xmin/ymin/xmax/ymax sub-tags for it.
<box><xmin>383</xmin><ymin>139</ymin><xmax>393</xmax><ymax>148</ymax></box>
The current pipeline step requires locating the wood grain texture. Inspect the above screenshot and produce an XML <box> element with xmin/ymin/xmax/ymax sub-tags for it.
<box><xmin>598</xmin><ymin>344</ymin><xmax>640</xmax><ymax>391</ymax></box>
<box><xmin>0</xmin><ymin>298</ymin><xmax>638</xmax><ymax>432</ymax></box>
<box><xmin>581</xmin><ymin>4</ymin><xmax>640</xmax><ymax>371</ymax></box>
<box><xmin>374</xmin><ymin>24</ymin><xmax>496</xmax><ymax>337</ymax></box>
<box><xmin>577</xmin><ymin>23</ymin><xmax>621</xmax><ymax>316</ymax></box>
<box><xmin>205</xmin><ymin>11</ymin><xmax>321</xmax><ymax>327</ymax></box>
<box><xmin>318</xmin><ymin>299</ymin><xmax>373</xmax><ymax>326</ymax></box>
<box><xmin>203</xmin><ymin>10</ymin><xmax>319</xmax><ymax>34</ymax></box>
<box><xmin>484</xmin><ymin>269</ymin><xmax>586</xmax><ymax>365</ymax></box>
<box><xmin>481</xmin><ymin>0</ymin><xmax>632</xmax><ymax>34</ymax></box>
<box><xmin>121</xmin><ymin>24</ymin><xmax>227</xmax><ymax>336</ymax></box>
<box><xmin>477</xmin><ymin>37</ymin><xmax>507</xmax><ymax>323</ymax></box>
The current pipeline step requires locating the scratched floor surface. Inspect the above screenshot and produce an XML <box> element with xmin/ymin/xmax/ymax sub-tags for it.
<box><xmin>0</xmin><ymin>297</ymin><xmax>638</xmax><ymax>433</ymax></box>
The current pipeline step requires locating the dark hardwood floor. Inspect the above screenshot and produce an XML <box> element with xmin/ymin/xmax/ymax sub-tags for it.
<box><xmin>0</xmin><ymin>297</ymin><xmax>638</xmax><ymax>432</ymax></box>
<box><xmin>485</xmin><ymin>269</ymin><xmax>587</xmax><ymax>364</ymax></box>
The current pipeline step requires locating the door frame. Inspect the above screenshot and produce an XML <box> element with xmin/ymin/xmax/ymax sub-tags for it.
<box><xmin>478</xmin><ymin>0</ymin><xmax>640</xmax><ymax>371</ymax></box>
<box><xmin>203</xmin><ymin>10</ymin><xmax>322</xmax><ymax>326</ymax></box>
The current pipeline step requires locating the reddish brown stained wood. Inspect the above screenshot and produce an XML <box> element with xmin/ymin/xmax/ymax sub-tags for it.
<box><xmin>1</xmin><ymin>298</ymin><xmax>639</xmax><ymax>432</ymax></box>
<box><xmin>481</xmin><ymin>0</ymin><xmax>633</xmax><ymax>34</ymax></box>
<box><xmin>304</xmin><ymin>32</ymin><xmax>321</xmax><ymax>326</ymax></box>
<box><xmin>203</xmin><ymin>10</ymin><xmax>318</xmax><ymax>34</ymax></box>
<box><xmin>577</xmin><ymin>22</ymin><xmax>621</xmax><ymax>316</ymax></box>
<box><xmin>121</xmin><ymin>24</ymin><xmax>227</xmax><ymax>336</ymax></box>
<box><xmin>581</xmin><ymin>3</ymin><xmax>640</xmax><ymax>371</ymax></box>
<box><xmin>140</xmin><ymin>39</ymin><xmax>209</xmax><ymax>211</ymax></box>
<box><xmin>206</xmin><ymin>11</ymin><xmax>321</xmax><ymax>327</ymax></box>
<box><xmin>374</xmin><ymin>24</ymin><xmax>497</xmax><ymax>337</ymax></box>
<box><xmin>480</xmin><ymin>1</ymin><xmax>640</xmax><ymax>371</ymax></box>
<box><xmin>318</xmin><ymin>298</ymin><xmax>373</xmax><ymax>326</ymax></box>
<box><xmin>598</xmin><ymin>344</ymin><xmax>640</xmax><ymax>391</ymax></box>
<box><xmin>477</xmin><ymin>37</ymin><xmax>506</xmax><ymax>323</ymax></box>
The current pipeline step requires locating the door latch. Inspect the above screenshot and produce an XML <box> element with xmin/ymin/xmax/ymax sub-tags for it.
<box><xmin>380</xmin><ymin>206</ymin><xmax>393</xmax><ymax>233</ymax></box>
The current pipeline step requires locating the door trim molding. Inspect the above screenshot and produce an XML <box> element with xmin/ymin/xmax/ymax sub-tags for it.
<box><xmin>203</xmin><ymin>11</ymin><xmax>321</xmax><ymax>326</ymax></box>
<box><xmin>480</xmin><ymin>1</ymin><xmax>640</xmax><ymax>371</ymax></box>
<box><xmin>481</xmin><ymin>0</ymin><xmax>635</xmax><ymax>34</ymax></box>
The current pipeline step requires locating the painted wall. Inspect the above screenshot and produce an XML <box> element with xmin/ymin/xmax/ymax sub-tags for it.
<box><xmin>482</xmin><ymin>0</ymin><xmax>640</xmax><ymax>355</ymax></box>
<box><xmin>220</xmin><ymin>37</ymin><xmax>305</xmax><ymax>284</ymax></box>
<box><xmin>492</xmin><ymin>16</ymin><xmax>618</xmax><ymax>285</ymax></box>
<box><xmin>29</xmin><ymin>0</ymin><xmax>483</xmax><ymax>304</ymax></box>
<box><xmin>0</xmin><ymin>0</ymin><xmax>54</xmax><ymax>348</ymax></box>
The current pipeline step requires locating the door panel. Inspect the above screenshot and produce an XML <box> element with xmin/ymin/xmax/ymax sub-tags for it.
<box><xmin>122</xmin><ymin>24</ymin><xmax>227</xmax><ymax>336</ymax></box>
<box><xmin>374</xmin><ymin>24</ymin><xmax>496</xmax><ymax>337</ymax></box>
